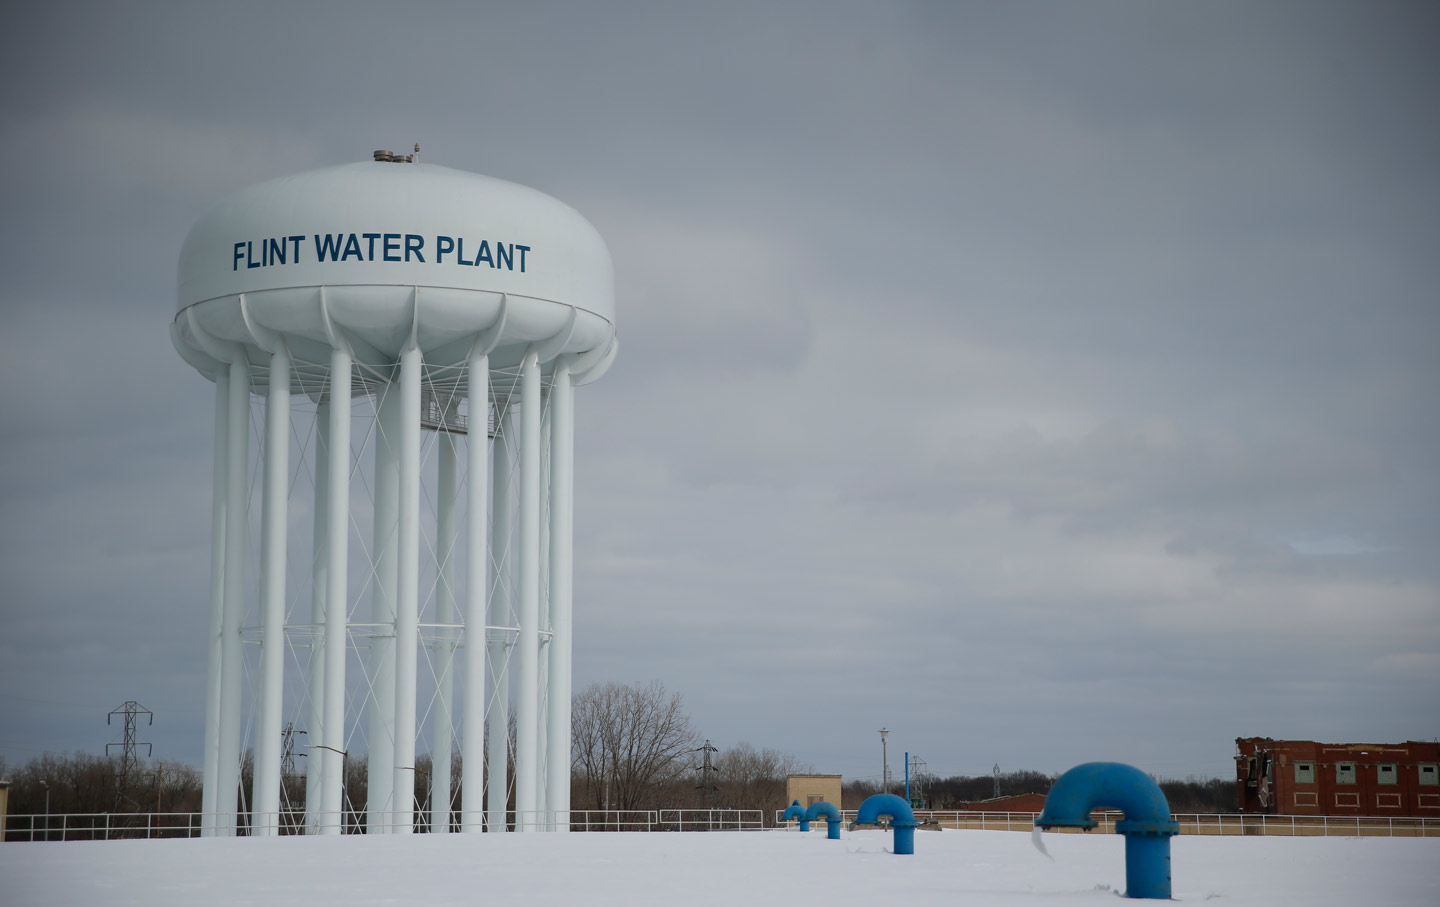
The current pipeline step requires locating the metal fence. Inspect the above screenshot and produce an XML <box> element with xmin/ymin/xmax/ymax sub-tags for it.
<box><xmin>1168</xmin><ymin>813</ymin><xmax>1440</xmax><ymax>837</ymax></box>
<box><xmin>1</xmin><ymin>808</ymin><xmax>766</xmax><ymax>842</ymax></box>
<box><xmin>773</xmin><ymin>809</ymin><xmax>1440</xmax><ymax>838</ymax></box>
<box><xmin>12</xmin><ymin>807</ymin><xmax>1436</xmax><ymax>842</ymax></box>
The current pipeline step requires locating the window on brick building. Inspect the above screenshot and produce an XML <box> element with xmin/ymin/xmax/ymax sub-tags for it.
<box><xmin>1294</xmin><ymin>762</ymin><xmax>1315</xmax><ymax>784</ymax></box>
<box><xmin>1336</xmin><ymin>763</ymin><xmax>1356</xmax><ymax>785</ymax></box>
<box><xmin>1377</xmin><ymin>764</ymin><xmax>1398</xmax><ymax>786</ymax></box>
<box><xmin>1420</xmin><ymin>764</ymin><xmax>1438</xmax><ymax>787</ymax></box>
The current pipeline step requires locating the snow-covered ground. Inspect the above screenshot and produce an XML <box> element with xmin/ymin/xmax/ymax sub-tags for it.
<box><xmin>3</xmin><ymin>827</ymin><xmax>1436</xmax><ymax>906</ymax></box>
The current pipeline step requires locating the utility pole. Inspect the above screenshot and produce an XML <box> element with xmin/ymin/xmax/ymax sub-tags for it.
<box><xmin>879</xmin><ymin>728</ymin><xmax>890</xmax><ymax>793</ymax></box>
<box><xmin>107</xmin><ymin>700</ymin><xmax>153</xmax><ymax>805</ymax></box>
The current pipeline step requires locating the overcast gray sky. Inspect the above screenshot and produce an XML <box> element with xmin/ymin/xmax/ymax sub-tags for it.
<box><xmin>1</xmin><ymin>1</ymin><xmax>1436</xmax><ymax>786</ymax></box>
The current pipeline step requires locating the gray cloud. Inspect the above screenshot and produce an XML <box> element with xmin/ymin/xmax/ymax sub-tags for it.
<box><xmin>1</xmin><ymin>1</ymin><xmax>1436</xmax><ymax>783</ymax></box>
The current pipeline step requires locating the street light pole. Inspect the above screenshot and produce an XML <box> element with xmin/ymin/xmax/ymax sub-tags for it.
<box><xmin>40</xmin><ymin>779</ymin><xmax>49</xmax><ymax>842</ymax></box>
<box><xmin>878</xmin><ymin>728</ymin><xmax>889</xmax><ymax>794</ymax></box>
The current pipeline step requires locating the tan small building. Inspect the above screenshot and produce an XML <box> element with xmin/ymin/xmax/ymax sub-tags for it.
<box><xmin>786</xmin><ymin>773</ymin><xmax>842</xmax><ymax>810</ymax></box>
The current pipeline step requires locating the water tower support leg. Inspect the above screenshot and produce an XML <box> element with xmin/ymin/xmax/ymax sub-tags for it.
<box><xmin>546</xmin><ymin>361</ymin><xmax>574</xmax><ymax>832</ymax></box>
<box><xmin>216</xmin><ymin>356</ymin><xmax>250</xmax><ymax>836</ymax></box>
<box><xmin>201</xmin><ymin>370</ymin><xmax>229</xmax><ymax>836</ymax></box>
<box><xmin>254</xmin><ymin>344</ymin><xmax>291</xmax><ymax>836</ymax></box>
<box><xmin>461</xmin><ymin>351</ymin><xmax>490</xmax><ymax>832</ymax></box>
<box><xmin>433</xmin><ymin>429</ymin><xmax>457</xmax><ymax>833</ymax></box>
<box><xmin>369</xmin><ymin>384</ymin><xmax>399</xmax><ymax>832</ymax></box>
<box><xmin>304</xmin><ymin>403</ymin><xmax>329</xmax><ymax>833</ymax></box>
<box><xmin>487</xmin><ymin>406</ymin><xmax>514</xmax><ymax>832</ymax></box>
<box><xmin>536</xmin><ymin>395</ymin><xmax>550</xmax><ymax>828</ymax></box>
<box><xmin>515</xmin><ymin>351</ymin><xmax>542</xmax><ymax>829</ymax></box>
<box><xmin>320</xmin><ymin>347</ymin><xmax>352</xmax><ymax>835</ymax></box>
<box><xmin>393</xmin><ymin>345</ymin><xmax>422</xmax><ymax>834</ymax></box>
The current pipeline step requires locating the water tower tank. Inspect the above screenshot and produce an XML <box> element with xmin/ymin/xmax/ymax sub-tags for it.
<box><xmin>172</xmin><ymin>157</ymin><xmax>617</xmax><ymax>837</ymax></box>
<box><xmin>176</xmin><ymin>160</ymin><xmax>615</xmax><ymax>382</ymax></box>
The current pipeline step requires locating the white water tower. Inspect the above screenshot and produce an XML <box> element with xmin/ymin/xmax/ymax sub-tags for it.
<box><xmin>171</xmin><ymin>154</ymin><xmax>617</xmax><ymax>835</ymax></box>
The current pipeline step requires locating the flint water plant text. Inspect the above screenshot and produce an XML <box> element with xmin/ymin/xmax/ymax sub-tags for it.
<box><xmin>232</xmin><ymin>233</ymin><xmax>531</xmax><ymax>272</ymax></box>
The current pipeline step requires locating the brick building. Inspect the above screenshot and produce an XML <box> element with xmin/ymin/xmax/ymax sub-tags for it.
<box><xmin>1235</xmin><ymin>737</ymin><xmax>1440</xmax><ymax>817</ymax></box>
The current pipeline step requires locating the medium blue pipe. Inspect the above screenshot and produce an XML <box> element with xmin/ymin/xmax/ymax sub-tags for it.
<box><xmin>855</xmin><ymin>792</ymin><xmax>918</xmax><ymax>855</ymax></box>
<box><xmin>805</xmin><ymin>800</ymin><xmax>843</xmax><ymax>840</ymax></box>
<box><xmin>1035</xmin><ymin>762</ymin><xmax>1180</xmax><ymax>900</ymax></box>
<box><xmin>783</xmin><ymin>799</ymin><xmax>810</xmax><ymax>832</ymax></box>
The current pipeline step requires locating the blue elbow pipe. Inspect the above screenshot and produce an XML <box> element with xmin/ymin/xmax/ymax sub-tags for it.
<box><xmin>782</xmin><ymin>799</ymin><xmax>810</xmax><ymax>832</ymax></box>
<box><xmin>855</xmin><ymin>793</ymin><xmax>918</xmax><ymax>855</ymax></box>
<box><xmin>1035</xmin><ymin>762</ymin><xmax>1179</xmax><ymax>900</ymax></box>
<box><xmin>805</xmin><ymin>800</ymin><xmax>842</xmax><ymax>840</ymax></box>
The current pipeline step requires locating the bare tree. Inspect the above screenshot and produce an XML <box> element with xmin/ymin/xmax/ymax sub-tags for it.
<box><xmin>705</xmin><ymin>741</ymin><xmax>812</xmax><ymax>818</ymax></box>
<box><xmin>571</xmin><ymin>680</ymin><xmax>699</xmax><ymax>812</ymax></box>
<box><xmin>714</xmin><ymin>741</ymin><xmax>811</xmax><ymax>785</ymax></box>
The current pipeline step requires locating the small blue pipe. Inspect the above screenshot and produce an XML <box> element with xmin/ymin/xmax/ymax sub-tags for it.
<box><xmin>855</xmin><ymin>792</ymin><xmax>918</xmax><ymax>855</ymax></box>
<box><xmin>782</xmin><ymin>799</ymin><xmax>809</xmax><ymax>832</ymax></box>
<box><xmin>805</xmin><ymin>800</ymin><xmax>843</xmax><ymax>840</ymax></box>
<box><xmin>1035</xmin><ymin>762</ymin><xmax>1179</xmax><ymax>899</ymax></box>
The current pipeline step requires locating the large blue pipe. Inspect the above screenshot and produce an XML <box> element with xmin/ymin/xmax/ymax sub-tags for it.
<box><xmin>1035</xmin><ymin>762</ymin><xmax>1179</xmax><ymax>900</ymax></box>
<box><xmin>805</xmin><ymin>800</ymin><xmax>842</xmax><ymax>840</ymax></box>
<box><xmin>782</xmin><ymin>799</ymin><xmax>809</xmax><ymax>832</ymax></box>
<box><xmin>855</xmin><ymin>792</ymin><xmax>918</xmax><ymax>855</ymax></box>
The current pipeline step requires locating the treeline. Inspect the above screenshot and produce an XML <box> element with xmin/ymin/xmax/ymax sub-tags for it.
<box><xmin>0</xmin><ymin>681</ymin><xmax>814</xmax><ymax>827</ymax></box>
<box><xmin>0</xmin><ymin>681</ymin><xmax>1236</xmax><ymax>826</ymax></box>
<box><xmin>849</xmin><ymin>770</ymin><xmax>1234</xmax><ymax>814</ymax></box>
<box><xmin>916</xmin><ymin>769</ymin><xmax>1058</xmax><ymax>807</ymax></box>
<box><xmin>569</xmin><ymin>680</ymin><xmax>812</xmax><ymax>821</ymax></box>
<box><xmin>1154</xmin><ymin>777</ymin><xmax>1236</xmax><ymax>813</ymax></box>
<box><xmin>1</xmin><ymin>751</ymin><xmax>204</xmax><ymax>817</ymax></box>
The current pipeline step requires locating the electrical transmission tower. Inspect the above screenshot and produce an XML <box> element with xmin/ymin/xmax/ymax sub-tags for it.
<box><xmin>693</xmin><ymin>739</ymin><xmax>719</xmax><ymax>800</ymax></box>
<box><xmin>281</xmin><ymin>722</ymin><xmax>306</xmax><ymax>780</ymax></box>
<box><xmin>107</xmin><ymin>700</ymin><xmax>153</xmax><ymax>804</ymax></box>
<box><xmin>907</xmin><ymin>755</ymin><xmax>927</xmax><ymax>804</ymax></box>
<box><xmin>993</xmin><ymin>763</ymin><xmax>1001</xmax><ymax>798</ymax></box>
